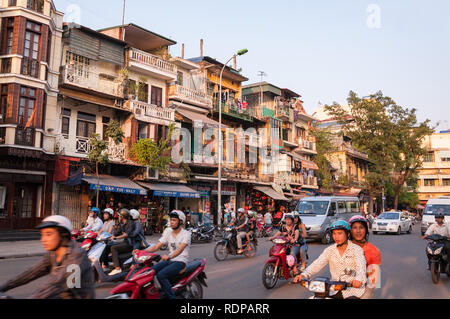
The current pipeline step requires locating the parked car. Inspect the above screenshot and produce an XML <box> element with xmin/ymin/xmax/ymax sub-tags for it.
<box><xmin>372</xmin><ymin>212</ymin><xmax>413</xmax><ymax>235</ymax></box>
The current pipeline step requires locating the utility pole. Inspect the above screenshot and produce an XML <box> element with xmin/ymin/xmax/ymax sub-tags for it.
<box><xmin>121</xmin><ymin>0</ymin><xmax>126</xmax><ymax>41</ymax></box>
<box><xmin>257</xmin><ymin>71</ymin><xmax>267</xmax><ymax>108</ymax></box>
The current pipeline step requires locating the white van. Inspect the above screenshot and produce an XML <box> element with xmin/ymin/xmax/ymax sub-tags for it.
<box><xmin>296</xmin><ymin>196</ymin><xmax>361</xmax><ymax>244</ymax></box>
<box><xmin>421</xmin><ymin>197</ymin><xmax>450</xmax><ymax>235</ymax></box>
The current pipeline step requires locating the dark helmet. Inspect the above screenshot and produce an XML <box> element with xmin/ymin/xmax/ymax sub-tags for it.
<box><xmin>119</xmin><ymin>209</ymin><xmax>131</xmax><ymax>220</ymax></box>
<box><xmin>435</xmin><ymin>212</ymin><xmax>445</xmax><ymax>219</ymax></box>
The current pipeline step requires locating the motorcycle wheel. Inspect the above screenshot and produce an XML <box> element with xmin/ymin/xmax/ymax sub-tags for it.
<box><xmin>184</xmin><ymin>279</ymin><xmax>203</xmax><ymax>299</ymax></box>
<box><xmin>160</xmin><ymin>244</ymin><xmax>168</xmax><ymax>251</ymax></box>
<box><xmin>321</xmin><ymin>231</ymin><xmax>332</xmax><ymax>245</ymax></box>
<box><xmin>407</xmin><ymin>226</ymin><xmax>412</xmax><ymax>234</ymax></box>
<box><xmin>262</xmin><ymin>263</ymin><xmax>278</xmax><ymax>289</ymax></box>
<box><xmin>243</xmin><ymin>242</ymin><xmax>257</xmax><ymax>258</ymax></box>
<box><xmin>214</xmin><ymin>242</ymin><xmax>229</xmax><ymax>261</ymax></box>
<box><xmin>431</xmin><ymin>262</ymin><xmax>440</xmax><ymax>284</ymax></box>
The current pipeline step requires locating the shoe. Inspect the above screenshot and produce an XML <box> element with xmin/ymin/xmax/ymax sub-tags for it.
<box><xmin>109</xmin><ymin>269</ymin><xmax>122</xmax><ymax>276</ymax></box>
<box><xmin>237</xmin><ymin>249</ymin><xmax>243</xmax><ymax>254</ymax></box>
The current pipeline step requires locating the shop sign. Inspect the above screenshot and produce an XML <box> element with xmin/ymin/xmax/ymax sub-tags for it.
<box><xmin>212</xmin><ymin>184</ymin><xmax>236</xmax><ymax>195</ymax></box>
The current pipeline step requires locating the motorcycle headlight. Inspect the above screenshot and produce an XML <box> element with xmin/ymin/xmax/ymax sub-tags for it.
<box><xmin>192</xmin><ymin>229</ymin><xmax>198</xmax><ymax>233</ymax></box>
<box><xmin>225</xmin><ymin>227</ymin><xmax>232</xmax><ymax>232</ymax></box>
<box><xmin>133</xmin><ymin>253</ymin><xmax>151</xmax><ymax>264</ymax></box>
<box><xmin>427</xmin><ymin>246</ymin><xmax>443</xmax><ymax>255</ymax></box>
<box><xmin>81</xmin><ymin>244</ymin><xmax>90</xmax><ymax>250</ymax></box>
<box><xmin>309</xmin><ymin>281</ymin><xmax>326</xmax><ymax>293</ymax></box>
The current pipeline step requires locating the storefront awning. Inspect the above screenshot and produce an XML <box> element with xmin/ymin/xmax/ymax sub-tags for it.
<box><xmin>138</xmin><ymin>182</ymin><xmax>200</xmax><ymax>198</ymax></box>
<box><xmin>301</xmin><ymin>159</ymin><xmax>319</xmax><ymax>170</ymax></box>
<box><xmin>82</xmin><ymin>175</ymin><xmax>147</xmax><ymax>195</ymax></box>
<box><xmin>254</xmin><ymin>186</ymin><xmax>289</xmax><ymax>201</ymax></box>
<box><xmin>176</xmin><ymin>108</ymin><xmax>226</xmax><ymax>129</ymax></box>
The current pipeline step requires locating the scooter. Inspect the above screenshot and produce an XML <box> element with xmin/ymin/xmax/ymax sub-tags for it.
<box><xmin>87</xmin><ymin>232</ymin><xmax>136</xmax><ymax>283</ymax></box>
<box><xmin>214</xmin><ymin>226</ymin><xmax>257</xmax><ymax>261</ymax></box>
<box><xmin>191</xmin><ymin>223</ymin><xmax>216</xmax><ymax>243</ymax></box>
<box><xmin>80</xmin><ymin>231</ymin><xmax>98</xmax><ymax>252</ymax></box>
<box><xmin>262</xmin><ymin>237</ymin><xmax>307</xmax><ymax>289</ymax></box>
<box><xmin>426</xmin><ymin>234</ymin><xmax>450</xmax><ymax>284</ymax></box>
<box><xmin>106</xmin><ymin>251</ymin><xmax>207</xmax><ymax>299</ymax></box>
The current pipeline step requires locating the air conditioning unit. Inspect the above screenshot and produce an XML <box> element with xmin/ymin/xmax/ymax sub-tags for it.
<box><xmin>145</xmin><ymin>167</ymin><xmax>159</xmax><ymax>180</ymax></box>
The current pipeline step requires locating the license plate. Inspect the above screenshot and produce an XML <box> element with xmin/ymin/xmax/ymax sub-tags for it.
<box><xmin>379</xmin><ymin>227</ymin><xmax>386</xmax><ymax>230</ymax></box>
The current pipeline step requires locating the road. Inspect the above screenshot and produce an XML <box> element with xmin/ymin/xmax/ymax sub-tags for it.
<box><xmin>0</xmin><ymin>224</ymin><xmax>449</xmax><ymax>299</ymax></box>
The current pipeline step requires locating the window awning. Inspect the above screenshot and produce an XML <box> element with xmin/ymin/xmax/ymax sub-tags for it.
<box><xmin>82</xmin><ymin>175</ymin><xmax>147</xmax><ymax>195</ymax></box>
<box><xmin>440</xmin><ymin>150</ymin><xmax>450</xmax><ymax>158</ymax></box>
<box><xmin>176</xmin><ymin>108</ymin><xmax>226</xmax><ymax>129</ymax></box>
<box><xmin>254</xmin><ymin>186</ymin><xmax>289</xmax><ymax>201</ymax></box>
<box><xmin>301</xmin><ymin>159</ymin><xmax>319</xmax><ymax>170</ymax></box>
<box><xmin>138</xmin><ymin>182</ymin><xmax>201</xmax><ymax>198</ymax></box>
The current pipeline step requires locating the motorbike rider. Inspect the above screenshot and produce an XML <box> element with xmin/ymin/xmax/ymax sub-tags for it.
<box><xmin>422</xmin><ymin>212</ymin><xmax>450</xmax><ymax>265</ymax></box>
<box><xmin>141</xmin><ymin>210</ymin><xmax>191</xmax><ymax>299</ymax></box>
<box><xmin>98</xmin><ymin>208</ymin><xmax>115</xmax><ymax>236</ymax></box>
<box><xmin>130</xmin><ymin>209</ymin><xmax>149</xmax><ymax>250</ymax></box>
<box><xmin>81</xmin><ymin>207</ymin><xmax>103</xmax><ymax>236</ymax></box>
<box><xmin>293</xmin><ymin>220</ymin><xmax>367</xmax><ymax>299</ymax></box>
<box><xmin>245</xmin><ymin>211</ymin><xmax>257</xmax><ymax>251</ymax></box>
<box><xmin>229</xmin><ymin>208</ymin><xmax>248</xmax><ymax>254</ymax></box>
<box><xmin>293</xmin><ymin>212</ymin><xmax>308</xmax><ymax>272</ymax></box>
<box><xmin>105</xmin><ymin>209</ymin><xmax>136</xmax><ymax>276</ymax></box>
<box><xmin>0</xmin><ymin>216</ymin><xmax>95</xmax><ymax>299</ymax></box>
<box><xmin>269</xmin><ymin>213</ymin><xmax>302</xmax><ymax>275</ymax></box>
<box><xmin>349</xmin><ymin>215</ymin><xmax>381</xmax><ymax>299</ymax></box>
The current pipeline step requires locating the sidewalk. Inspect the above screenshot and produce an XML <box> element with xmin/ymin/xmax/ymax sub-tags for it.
<box><xmin>0</xmin><ymin>234</ymin><xmax>162</xmax><ymax>260</ymax></box>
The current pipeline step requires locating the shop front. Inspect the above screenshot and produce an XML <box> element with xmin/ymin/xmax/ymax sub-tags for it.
<box><xmin>245</xmin><ymin>185</ymin><xmax>290</xmax><ymax>217</ymax></box>
<box><xmin>210</xmin><ymin>183</ymin><xmax>237</xmax><ymax>224</ymax></box>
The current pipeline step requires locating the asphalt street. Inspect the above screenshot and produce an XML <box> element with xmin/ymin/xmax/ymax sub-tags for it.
<box><xmin>0</xmin><ymin>223</ymin><xmax>449</xmax><ymax>299</ymax></box>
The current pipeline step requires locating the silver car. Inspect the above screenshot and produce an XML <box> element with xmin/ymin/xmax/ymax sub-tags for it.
<box><xmin>372</xmin><ymin>212</ymin><xmax>413</xmax><ymax>235</ymax></box>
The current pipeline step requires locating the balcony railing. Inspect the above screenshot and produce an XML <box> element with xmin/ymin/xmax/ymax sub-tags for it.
<box><xmin>298</xmin><ymin>138</ymin><xmax>317</xmax><ymax>152</ymax></box>
<box><xmin>128</xmin><ymin>48</ymin><xmax>177</xmax><ymax>79</ymax></box>
<box><xmin>303</xmin><ymin>176</ymin><xmax>318</xmax><ymax>187</ymax></box>
<box><xmin>128</xmin><ymin>100</ymin><xmax>175</xmax><ymax>123</ymax></box>
<box><xmin>21</xmin><ymin>57</ymin><xmax>39</xmax><ymax>78</ymax></box>
<box><xmin>59</xmin><ymin>136</ymin><xmax>126</xmax><ymax>162</ymax></box>
<box><xmin>169</xmin><ymin>85</ymin><xmax>212</xmax><ymax>108</ymax></box>
<box><xmin>15</xmin><ymin>127</ymin><xmax>35</xmax><ymax>146</ymax></box>
<box><xmin>60</xmin><ymin>65</ymin><xmax>124</xmax><ymax>98</ymax></box>
<box><xmin>340</xmin><ymin>144</ymin><xmax>369</xmax><ymax>160</ymax></box>
<box><xmin>214</xmin><ymin>100</ymin><xmax>253</xmax><ymax>122</ymax></box>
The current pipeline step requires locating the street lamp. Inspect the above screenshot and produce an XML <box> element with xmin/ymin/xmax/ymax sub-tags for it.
<box><xmin>218</xmin><ymin>49</ymin><xmax>248</xmax><ymax>226</ymax></box>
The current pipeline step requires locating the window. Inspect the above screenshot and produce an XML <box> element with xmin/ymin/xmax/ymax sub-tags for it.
<box><xmin>440</xmin><ymin>150</ymin><xmax>450</xmax><ymax>162</ymax></box>
<box><xmin>177</xmin><ymin>71</ymin><xmax>184</xmax><ymax>86</ymax></box>
<box><xmin>328</xmin><ymin>202</ymin><xmax>337</xmax><ymax>216</ymax></box>
<box><xmin>151</xmin><ymin>86</ymin><xmax>163</xmax><ymax>106</ymax></box>
<box><xmin>27</xmin><ymin>0</ymin><xmax>44</xmax><ymax>14</ymax></box>
<box><xmin>8</xmin><ymin>0</ymin><xmax>17</xmax><ymax>6</ymax></box>
<box><xmin>102</xmin><ymin>116</ymin><xmax>110</xmax><ymax>141</ymax></box>
<box><xmin>0</xmin><ymin>85</ymin><xmax>7</xmax><ymax>123</ymax></box>
<box><xmin>338</xmin><ymin>202</ymin><xmax>347</xmax><ymax>214</ymax></box>
<box><xmin>424</xmin><ymin>152</ymin><xmax>435</xmax><ymax>163</ymax></box>
<box><xmin>21</xmin><ymin>21</ymin><xmax>41</xmax><ymax>78</ymax></box>
<box><xmin>18</xmin><ymin>86</ymin><xmax>36</xmax><ymax>126</ymax></box>
<box><xmin>443</xmin><ymin>179</ymin><xmax>450</xmax><ymax>187</ymax></box>
<box><xmin>347</xmin><ymin>201</ymin><xmax>360</xmax><ymax>213</ymax></box>
<box><xmin>6</xmin><ymin>18</ymin><xmax>14</xmax><ymax>55</ymax></box>
<box><xmin>138</xmin><ymin>82</ymin><xmax>148</xmax><ymax>103</ymax></box>
<box><xmin>424</xmin><ymin>179</ymin><xmax>436</xmax><ymax>187</ymax></box>
<box><xmin>65</xmin><ymin>51</ymin><xmax>90</xmax><ymax>78</ymax></box>
<box><xmin>1</xmin><ymin>58</ymin><xmax>12</xmax><ymax>74</ymax></box>
<box><xmin>138</xmin><ymin>122</ymin><xmax>148</xmax><ymax>140</ymax></box>
<box><xmin>76</xmin><ymin>112</ymin><xmax>96</xmax><ymax>138</ymax></box>
<box><xmin>61</xmin><ymin>108</ymin><xmax>71</xmax><ymax>137</ymax></box>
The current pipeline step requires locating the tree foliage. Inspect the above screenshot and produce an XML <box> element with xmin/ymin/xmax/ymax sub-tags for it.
<box><xmin>310</xmin><ymin>127</ymin><xmax>338</xmax><ymax>191</ymax></box>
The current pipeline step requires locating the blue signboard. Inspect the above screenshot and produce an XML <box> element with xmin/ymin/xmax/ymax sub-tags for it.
<box><xmin>90</xmin><ymin>184</ymin><xmax>144</xmax><ymax>195</ymax></box>
<box><xmin>153</xmin><ymin>190</ymin><xmax>200</xmax><ymax>198</ymax></box>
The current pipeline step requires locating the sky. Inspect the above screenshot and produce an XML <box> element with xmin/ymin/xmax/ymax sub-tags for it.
<box><xmin>53</xmin><ymin>0</ymin><xmax>450</xmax><ymax>132</ymax></box>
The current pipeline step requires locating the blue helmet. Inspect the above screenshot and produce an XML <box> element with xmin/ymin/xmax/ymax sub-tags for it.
<box><xmin>330</xmin><ymin>220</ymin><xmax>351</xmax><ymax>233</ymax></box>
<box><xmin>90</xmin><ymin>207</ymin><xmax>100</xmax><ymax>216</ymax></box>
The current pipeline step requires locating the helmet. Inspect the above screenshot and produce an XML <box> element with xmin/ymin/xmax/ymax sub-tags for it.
<box><xmin>169</xmin><ymin>210</ymin><xmax>186</xmax><ymax>225</ymax></box>
<box><xmin>90</xmin><ymin>207</ymin><xmax>100</xmax><ymax>216</ymax></box>
<box><xmin>231</xmin><ymin>212</ymin><xmax>236</xmax><ymax>219</ymax></box>
<box><xmin>285</xmin><ymin>213</ymin><xmax>295</xmax><ymax>221</ymax></box>
<box><xmin>119</xmin><ymin>209</ymin><xmax>130</xmax><ymax>219</ymax></box>
<box><xmin>237</xmin><ymin>208</ymin><xmax>245</xmax><ymax>214</ymax></box>
<box><xmin>349</xmin><ymin>215</ymin><xmax>369</xmax><ymax>227</ymax></box>
<box><xmin>103</xmin><ymin>208</ymin><xmax>114</xmax><ymax>218</ymax></box>
<box><xmin>287</xmin><ymin>255</ymin><xmax>296</xmax><ymax>268</ymax></box>
<box><xmin>130</xmin><ymin>209</ymin><xmax>140</xmax><ymax>220</ymax></box>
<box><xmin>329</xmin><ymin>220</ymin><xmax>351</xmax><ymax>233</ymax></box>
<box><xmin>247</xmin><ymin>211</ymin><xmax>254</xmax><ymax>217</ymax></box>
<box><xmin>435</xmin><ymin>212</ymin><xmax>445</xmax><ymax>219</ymax></box>
<box><xmin>36</xmin><ymin>215</ymin><xmax>73</xmax><ymax>234</ymax></box>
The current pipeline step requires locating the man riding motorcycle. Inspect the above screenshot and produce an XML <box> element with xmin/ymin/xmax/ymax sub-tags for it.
<box><xmin>293</xmin><ymin>220</ymin><xmax>367</xmax><ymax>299</ymax></box>
<box><xmin>229</xmin><ymin>208</ymin><xmax>248</xmax><ymax>254</ymax></box>
<box><xmin>349</xmin><ymin>215</ymin><xmax>381</xmax><ymax>299</ymax></box>
<box><xmin>141</xmin><ymin>210</ymin><xmax>191</xmax><ymax>299</ymax></box>
<box><xmin>245</xmin><ymin>211</ymin><xmax>257</xmax><ymax>250</ymax></box>
<box><xmin>421</xmin><ymin>212</ymin><xmax>450</xmax><ymax>266</ymax></box>
<box><xmin>0</xmin><ymin>216</ymin><xmax>95</xmax><ymax>299</ymax></box>
<box><xmin>81</xmin><ymin>207</ymin><xmax>103</xmax><ymax>235</ymax></box>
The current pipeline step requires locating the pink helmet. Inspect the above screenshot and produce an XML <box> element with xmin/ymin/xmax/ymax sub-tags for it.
<box><xmin>349</xmin><ymin>215</ymin><xmax>369</xmax><ymax>227</ymax></box>
<box><xmin>287</xmin><ymin>255</ymin><xmax>296</xmax><ymax>268</ymax></box>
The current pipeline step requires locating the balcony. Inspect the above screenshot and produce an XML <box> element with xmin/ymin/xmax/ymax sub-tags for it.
<box><xmin>56</xmin><ymin>135</ymin><xmax>127</xmax><ymax>162</ymax></box>
<box><xmin>127</xmin><ymin>48</ymin><xmax>177</xmax><ymax>80</ymax></box>
<box><xmin>275</xmin><ymin>104</ymin><xmax>291</xmax><ymax>121</ymax></box>
<box><xmin>60</xmin><ymin>65</ymin><xmax>124</xmax><ymax>99</ymax></box>
<box><xmin>340</xmin><ymin>144</ymin><xmax>369</xmax><ymax>161</ymax></box>
<box><xmin>303</xmin><ymin>176</ymin><xmax>318</xmax><ymax>189</ymax></box>
<box><xmin>418</xmin><ymin>185</ymin><xmax>450</xmax><ymax>193</ymax></box>
<box><xmin>214</xmin><ymin>100</ymin><xmax>253</xmax><ymax>122</ymax></box>
<box><xmin>15</xmin><ymin>127</ymin><xmax>35</xmax><ymax>146</ymax></box>
<box><xmin>296</xmin><ymin>138</ymin><xmax>317</xmax><ymax>155</ymax></box>
<box><xmin>169</xmin><ymin>85</ymin><xmax>212</xmax><ymax>109</ymax></box>
<box><xmin>127</xmin><ymin>100</ymin><xmax>175</xmax><ymax>125</ymax></box>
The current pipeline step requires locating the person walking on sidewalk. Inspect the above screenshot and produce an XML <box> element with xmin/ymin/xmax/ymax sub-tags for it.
<box><xmin>0</xmin><ymin>216</ymin><xmax>95</xmax><ymax>299</ymax></box>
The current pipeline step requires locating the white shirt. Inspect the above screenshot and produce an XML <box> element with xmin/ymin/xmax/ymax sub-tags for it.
<box><xmin>425</xmin><ymin>222</ymin><xmax>450</xmax><ymax>237</ymax></box>
<box><xmin>159</xmin><ymin>227</ymin><xmax>191</xmax><ymax>264</ymax></box>
<box><xmin>264</xmin><ymin>213</ymin><xmax>272</xmax><ymax>224</ymax></box>
<box><xmin>302</xmin><ymin>241</ymin><xmax>367</xmax><ymax>299</ymax></box>
<box><xmin>83</xmin><ymin>217</ymin><xmax>103</xmax><ymax>232</ymax></box>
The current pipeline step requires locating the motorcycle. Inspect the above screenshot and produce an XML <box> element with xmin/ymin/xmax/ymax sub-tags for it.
<box><xmin>425</xmin><ymin>234</ymin><xmax>450</xmax><ymax>284</ymax></box>
<box><xmin>87</xmin><ymin>232</ymin><xmax>136</xmax><ymax>283</ymax></box>
<box><xmin>262</xmin><ymin>237</ymin><xmax>308</xmax><ymax>289</ymax></box>
<box><xmin>295</xmin><ymin>269</ymin><xmax>360</xmax><ymax>299</ymax></box>
<box><xmin>256</xmin><ymin>222</ymin><xmax>272</xmax><ymax>238</ymax></box>
<box><xmin>214</xmin><ymin>226</ymin><xmax>257</xmax><ymax>261</ymax></box>
<box><xmin>80</xmin><ymin>231</ymin><xmax>98</xmax><ymax>252</ymax></box>
<box><xmin>191</xmin><ymin>223</ymin><xmax>216</xmax><ymax>243</ymax></box>
<box><xmin>106</xmin><ymin>251</ymin><xmax>207</xmax><ymax>299</ymax></box>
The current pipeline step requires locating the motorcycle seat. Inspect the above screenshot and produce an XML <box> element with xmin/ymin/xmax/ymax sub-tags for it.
<box><xmin>170</xmin><ymin>260</ymin><xmax>202</xmax><ymax>284</ymax></box>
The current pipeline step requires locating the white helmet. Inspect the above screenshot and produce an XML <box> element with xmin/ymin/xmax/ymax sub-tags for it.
<box><xmin>231</xmin><ymin>212</ymin><xmax>236</xmax><ymax>219</ymax></box>
<box><xmin>36</xmin><ymin>215</ymin><xmax>73</xmax><ymax>233</ymax></box>
<box><xmin>103</xmin><ymin>208</ymin><xmax>114</xmax><ymax>216</ymax></box>
<box><xmin>130</xmin><ymin>209</ymin><xmax>140</xmax><ymax>220</ymax></box>
<box><xmin>237</xmin><ymin>208</ymin><xmax>245</xmax><ymax>214</ymax></box>
<box><xmin>169</xmin><ymin>210</ymin><xmax>186</xmax><ymax>225</ymax></box>
<box><xmin>247</xmin><ymin>211</ymin><xmax>255</xmax><ymax>217</ymax></box>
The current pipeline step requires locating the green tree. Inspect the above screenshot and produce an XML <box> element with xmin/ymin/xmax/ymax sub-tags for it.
<box><xmin>129</xmin><ymin>123</ymin><xmax>176</xmax><ymax>175</ymax></box>
<box><xmin>88</xmin><ymin>120</ymin><xmax>124</xmax><ymax>207</ymax></box>
<box><xmin>325</xmin><ymin>91</ymin><xmax>433</xmax><ymax>212</ymax></box>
